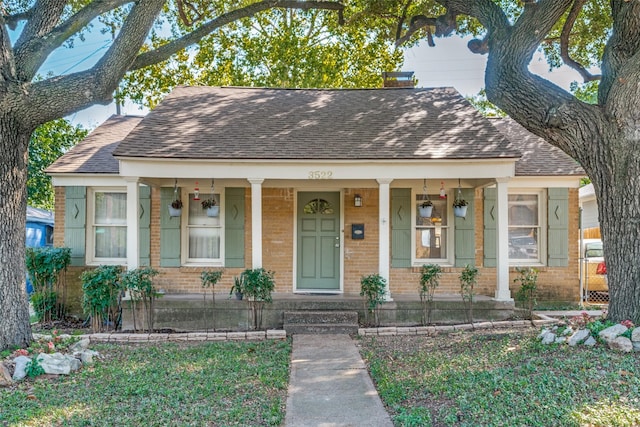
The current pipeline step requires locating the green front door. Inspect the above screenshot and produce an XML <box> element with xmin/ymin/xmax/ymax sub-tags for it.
<box><xmin>296</xmin><ymin>192</ymin><xmax>341</xmax><ymax>291</ymax></box>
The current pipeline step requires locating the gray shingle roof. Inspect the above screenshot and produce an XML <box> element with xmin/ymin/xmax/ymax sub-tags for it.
<box><xmin>112</xmin><ymin>86</ymin><xmax>520</xmax><ymax>160</ymax></box>
<box><xmin>490</xmin><ymin>117</ymin><xmax>585</xmax><ymax>176</ymax></box>
<box><xmin>47</xmin><ymin>115</ymin><xmax>143</xmax><ymax>174</ymax></box>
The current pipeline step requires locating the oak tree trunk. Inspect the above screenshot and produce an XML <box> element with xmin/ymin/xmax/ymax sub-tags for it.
<box><xmin>594</xmin><ymin>135</ymin><xmax>640</xmax><ymax>323</ymax></box>
<box><xmin>0</xmin><ymin>117</ymin><xmax>33</xmax><ymax>349</ymax></box>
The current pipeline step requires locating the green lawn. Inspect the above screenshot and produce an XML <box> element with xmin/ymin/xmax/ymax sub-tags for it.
<box><xmin>359</xmin><ymin>328</ymin><xmax>640</xmax><ymax>427</ymax></box>
<box><xmin>1</xmin><ymin>339</ymin><xmax>291</xmax><ymax>427</ymax></box>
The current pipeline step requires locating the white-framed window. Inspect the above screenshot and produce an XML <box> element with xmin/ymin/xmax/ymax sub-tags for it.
<box><xmin>183</xmin><ymin>191</ymin><xmax>223</xmax><ymax>265</ymax></box>
<box><xmin>88</xmin><ymin>188</ymin><xmax>127</xmax><ymax>264</ymax></box>
<box><xmin>508</xmin><ymin>191</ymin><xmax>544</xmax><ymax>264</ymax></box>
<box><xmin>414</xmin><ymin>193</ymin><xmax>451</xmax><ymax>264</ymax></box>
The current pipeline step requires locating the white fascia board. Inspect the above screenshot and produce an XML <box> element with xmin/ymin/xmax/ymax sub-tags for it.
<box><xmin>51</xmin><ymin>174</ymin><xmax>125</xmax><ymax>187</ymax></box>
<box><xmin>509</xmin><ymin>176</ymin><xmax>583</xmax><ymax>188</ymax></box>
<box><xmin>118</xmin><ymin>157</ymin><xmax>517</xmax><ymax>180</ymax></box>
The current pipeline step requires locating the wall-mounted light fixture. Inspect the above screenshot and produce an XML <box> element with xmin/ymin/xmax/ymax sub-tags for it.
<box><xmin>354</xmin><ymin>194</ymin><xmax>362</xmax><ymax>207</ymax></box>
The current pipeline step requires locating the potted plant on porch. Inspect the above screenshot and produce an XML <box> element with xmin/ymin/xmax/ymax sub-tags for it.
<box><xmin>201</xmin><ymin>197</ymin><xmax>219</xmax><ymax>217</ymax></box>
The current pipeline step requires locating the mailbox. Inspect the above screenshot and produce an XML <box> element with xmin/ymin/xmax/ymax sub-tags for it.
<box><xmin>351</xmin><ymin>224</ymin><xmax>364</xmax><ymax>239</ymax></box>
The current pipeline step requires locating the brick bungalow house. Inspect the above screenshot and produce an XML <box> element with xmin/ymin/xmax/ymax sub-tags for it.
<box><xmin>47</xmin><ymin>85</ymin><xmax>584</xmax><ymax>321</ymax></box>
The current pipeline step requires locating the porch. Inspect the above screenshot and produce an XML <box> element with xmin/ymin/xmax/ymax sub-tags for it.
<box><xmin>121</xmin><ymin>292</ymin><xmax>516</xmax><ymax>332</ymax></box>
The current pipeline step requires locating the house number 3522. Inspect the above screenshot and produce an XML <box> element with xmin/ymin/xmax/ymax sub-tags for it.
<box><xmin>308</xmin><ymin>171</ymin><xmax>333</xmax><ymax>179</ymax></box>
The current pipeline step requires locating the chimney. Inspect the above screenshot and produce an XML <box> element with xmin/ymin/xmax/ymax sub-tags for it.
<box><xmin>382</xmin><ymin>71</ymin><xmax>415</xmax><ymax>88</ymax></box>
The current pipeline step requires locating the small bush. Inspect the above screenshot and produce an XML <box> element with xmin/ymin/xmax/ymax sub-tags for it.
<box><xmin>360</xmin><ymin>273</ymin><xmax>387</xmax><ymax>326</ymax></box>
<box><xmin>513</xmin><ymin>267</ymin><xmax>538</xmax><ymax>320</ymax></box>
<box><xmin>459</xmin><ymin>265</ymin><xmax>478</xmax><ymax>325</ymax></box>
<box><xmin>201</xmin><ymin>269</ymin><xmax>223</xmax><ymax>331</ymax></box>
<box><xmin>81</xmin><ymin>265</ymin><xmax>124</xmax><ymax>332</ymax></box>
<box><xmin>419</xmin><ymin>264</ymin><xmax>442</xmax><ymax>325</ymax></box>
<box><xmin>26</xmin><ymin>247</ymin><xmax>71</xmax><ymax>322</ymax></box>
<box><xmin>25</xmin><ymin>358</ymin><xmax>45</xmax><ymax>378</ymax></box>
<box><xmin>240</xmin><ymin>268</ymin><xmax>275</xmax><ymax>330</ymax></box>
<box><xmin>120</xmin><ymin>267</ymin><xmax>160</xmax><ymax>332</ymax></box>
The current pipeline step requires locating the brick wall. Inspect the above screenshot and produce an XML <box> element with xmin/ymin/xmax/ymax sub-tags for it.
<box><xmin>344</xmin><ymin>188</ymin><xmax>379</xmax><ymax>293</ymax></box>
<box><xmin>262</xmin><ymin>188</ymin><xmax>294</xmax><ymax>291</ymax></box>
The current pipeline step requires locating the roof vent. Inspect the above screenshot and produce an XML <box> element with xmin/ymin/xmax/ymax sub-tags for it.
<box><xmin>382</xmin><ymin>71</ymin><xmax>415</xmax><ymax>88</ymax></box>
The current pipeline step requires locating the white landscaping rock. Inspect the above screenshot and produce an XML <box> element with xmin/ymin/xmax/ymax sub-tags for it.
<box><xmin>78</xmin><ymin>350</ymin><xmax>99</xmax><ymax>365</ymax></box>
<box><xmin>608</xmin><ymin>336</ymin><xmax>633</xmax><ymax>353</ymax></box>
<box><xmin>12</xmin><ymin>355</ymin><xmax>31</xmax><ymax>381</ymax></box>
<box><xmin>37</xmin><ymin>353</ymin><xmax>81</xmax><ymax>375</ymax></box>
<box><xmin>69</xmin><ymin>338</ymin><xmax>91</xmax><ymax>353</ymax></box>
<box><xmin>633</xmin><ymin>341</ymin><xmax>640</xmax><ymax>352</ymax></box>
<box><xmin>599</xmin><ymin>324</ymin><xmax>628</xmax><ymax>342</ymax></box>
<box><xmin>568</xmin><ymin>329</ymin><xmax>591</xmax><ymax>346</ymax></box>
<box><xmin>631</xmin><ymin>327</ymin><xmax>640</xmax><ymax>343</ymax></box>
<box><xmin>583</xmin><ymin>336</ymin><xmax>597</xmax><ymax>347</ymax></box>
<box><xmin>0</xmin><ymin>364</ymin><xmax>13</xmax><ymax>387</ymax></box>
<box><xmin>541</xmin><ymin>331</ymin><xmax>556</xmax><ymax>345</ymax></box>
<box><xmin>538</xmin><ymin>329</ymin><xmax>550</xmax><ymax>340</ymax></box>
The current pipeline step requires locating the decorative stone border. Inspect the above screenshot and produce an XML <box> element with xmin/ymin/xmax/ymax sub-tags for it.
<box><xmin>83</xmin><ymin>320</ymin><xmax>555</xmax><ymax>342</ymax></box>
<box><xmin>358</xmin><ymin>319</ymin><xmax>554</xmax><ymax>336</ymax></box>
<box><xmin>86</xmin><ymin>330</ymin><xmax>287</xmax><ymax>343</ymax></box>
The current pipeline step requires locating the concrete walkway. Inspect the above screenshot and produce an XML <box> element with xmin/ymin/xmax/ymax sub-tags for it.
<box><xmin>285</xmin><ymin>334</ymin><xmax>393</xmax><ymax>427</ymax></box>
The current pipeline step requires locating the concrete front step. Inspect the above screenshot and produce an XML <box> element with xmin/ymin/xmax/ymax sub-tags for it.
<box><xmin>284</xmin><ymin>311</ymin><xmax>359</xmax><ymax>335</ymax></box>
<box><xmin>284</xmin><ymin>323</ymin><xmax>359</xmax><ymax>335</ymax></box>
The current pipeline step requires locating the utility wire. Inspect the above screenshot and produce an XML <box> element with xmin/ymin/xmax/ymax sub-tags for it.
<box><xmin>60</xmin><ymin>40</ymin><xmax>112</xmax><ymax>74</ymax></box>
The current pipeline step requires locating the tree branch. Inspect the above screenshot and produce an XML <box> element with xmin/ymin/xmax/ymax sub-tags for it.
<box><xmin>559</xmin><ymin>0</ymin><xmax>600</xmax><ymax>82</ymax></box>
<box><xmin>599</xmin><ymin>0</ymin><xmax>640</xmax><ymax>105</ymax></box>
<box><xmin>13</xmin><ymin>0</ymin><xmax>66</xmax><ymax>80</ymax></box>
<box><xmin>509</xmin><ymin>0</ymin><xmax>573</xmax><ymax>62</ymax></box>
<box><xmin>395</xmin><ymin>0</ymin><xmax>412</xmax><ymax>43</ymax></box>
<box><xmin>395</xmin><ymin>0</ymin><xmax>508</xmax><ymax>49</ymax></box>
<box><xmin>130</xmin><ymin>0</ymin><xmax>344</xmax><ymax>71</ymax></box>
<box><xmin>14</xmin><ymin>0</ymin><xmax>132</xmax><ymax>82</ymax></box>
<box><xmin>25</xmin><ymin>0</ymin><xmax>166</xmax><ymax>125</ymax></box>
<box><xmin>4</xmin><ymin>10</ymin><xmax>32</xmax><ymax>31</ymax></box>
<box><xmin>0</xmin><ymin>16</ymin><xmax>17</xmax><ymax>85</ymax></box>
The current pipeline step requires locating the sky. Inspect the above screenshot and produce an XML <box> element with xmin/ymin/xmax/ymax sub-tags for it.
<box><xmin>37</xmin><ymin>27</ymin><xmax>585</xmax><ymax>130</ymax></box>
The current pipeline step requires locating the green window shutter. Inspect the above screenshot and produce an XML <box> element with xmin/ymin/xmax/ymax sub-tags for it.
<box><xmin>391</xmin><ymin>188</ymin><xmax>411</xmax><ymax>268</ymax></box>
<box><xmin>548</xmin><ymin>188</ymin><xmax>569</xmax><ymax>267</ymax></box>
<box><xmin>225</xmin><ymin>188</ymin><xmax>245</xmax><ymax>268</ymax></box>
<box><xmin>455</xmin><ymin>188</ymin><xmax>475</xmax><ymax>267</ymax></box>
<box><xmin>483</xmin><ymin>188</ymin><xmax>497</xmax><ymax>267</ymax></box>
<box><xmin>64</xmin><ymin>186</ymin><xmax>86</xmax><ymax>266</ymax></box>
<box><xmin>139</xmin><ymin>185</ymin><xmax>151</xmax><ymax>267</ymax></box>
<box><xmin>160</xmin><ymin>187</ymin><xmax>181</xmax><ymax>267</ymax></box>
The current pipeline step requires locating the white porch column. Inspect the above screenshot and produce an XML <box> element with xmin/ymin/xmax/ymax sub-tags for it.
<box><xmin>248</xmin><ymin>178</ymin><xmax>264</xmax><ymax>268</ymax></box>
<box><xmin>125</xmin><ymin>178</ymin><xmax>140</xmax><ymax>271</ymax></box>
<box><xmin>377</xmin><ymin>178</ymin><xmax>393</xmax><ymax>301</ymax></box>
<box><xmin>495</xmin><ymin>178</ymin><xmax>513</xmax><ymax>301</ymax></box>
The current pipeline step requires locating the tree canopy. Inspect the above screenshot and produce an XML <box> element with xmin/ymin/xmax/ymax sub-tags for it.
<box><xmin>28</xmin><ymin>120</ymin><xmax>87</xmax><ymax>210</ymax></box>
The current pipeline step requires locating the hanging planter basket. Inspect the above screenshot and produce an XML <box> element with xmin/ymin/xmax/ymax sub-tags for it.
<box><xmin>453</xmin><ymin>205</ymin><xmax>468</xmax><ymax>218</ymax></box>
<box><xmin>419</xmin><ymin>179</ymin><xmax>433</xmax><ymax>218</ymax></box>
<box><xmin>206</xmin><ymin>206</ymin><xmax>220</xmax><ymax>217</ymax></box>
<box><xmin>453</xmin><ymin>179</ymin><xmax>467</xmax><ymax>218</ymax></box>
<box><xmin>169</xmin><ymin>179</ymin><xmax>182</xmax><ymax>217</ymax></box>
<box><xmin>419</xmin><ymin>204</ymin><xmax>433</xmax><ymax>218</ymax></box>
<box><xmin>168</xmin><ymin>205</ymin><xmax>182</xmax><ymax>217</ymax></box>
